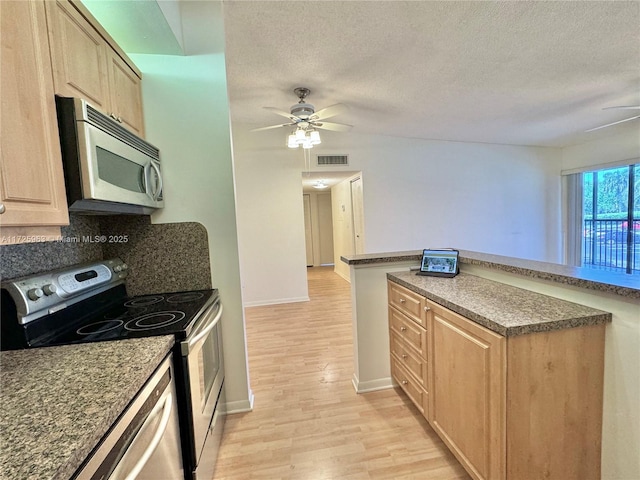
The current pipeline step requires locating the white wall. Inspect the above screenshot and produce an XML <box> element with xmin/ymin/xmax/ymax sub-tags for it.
<box><xmin>232</xmin><ymin>127</ymin><xmax>309</xmax><ymax>307</ymax></box>
<box><xmin>129</xmin><ymin>1</ymin><xmax>252</xmax><ymax>413</ymax></box>
<box><xmin>335</xmin><ymin>133</ymin><xmax>562</xmax><ymax>261</ymax></box>
<box><xmin>233</xmin><ymin>125</ymin><xmax>563</xmax><ymax>304</ymax></box>
<box><xmin>561</xmin><ymin>127</ymin><xmax>640</xmax><ymax>173</ymax></box>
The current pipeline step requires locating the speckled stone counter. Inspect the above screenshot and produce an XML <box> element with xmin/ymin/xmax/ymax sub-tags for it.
<box><xmin>0</xmin><ymin>336</ymin><xmax>174</xmax><ymax>480</ymax></box>
<box><xmin>388</xmin><ymin>271</ymin><xmax>612</xmax><ymax>336</ymax></box>
<box><xmin>343</xmin><ymin>249</ymin><xmax>640</xmax><ymax>298</ymax></box>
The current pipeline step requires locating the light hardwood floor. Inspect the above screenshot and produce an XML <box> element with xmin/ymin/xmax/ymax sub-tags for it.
<box><xmin>213</xmin><ymin>267</ymin><xmax>469</xmax><ymax>480</ymax></box>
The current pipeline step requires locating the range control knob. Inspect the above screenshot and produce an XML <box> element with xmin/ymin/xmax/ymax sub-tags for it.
<box><xmin>121</xmin><ymin>263</ymin><xmax>128</xmax><ymax>271</ymax></box>
<box><xmin>114</xmin><ymin>265</ymin><xmax>123</xmax><ymax>273</ymax></box>
<box><xmin>27</xmin><ymin>288</ymin><xmax>44</xmax><ymax>301</ymax></box>
<box><xmin>43</xmin><ymin>284</ymin><xmax>57</xmax><ymax>296</ymax></box>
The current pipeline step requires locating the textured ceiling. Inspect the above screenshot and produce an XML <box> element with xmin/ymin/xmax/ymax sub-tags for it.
<box><xmin>223</xmin><ymin>0</ymin><xmax>640</xmax><ymax>148</ymax></box>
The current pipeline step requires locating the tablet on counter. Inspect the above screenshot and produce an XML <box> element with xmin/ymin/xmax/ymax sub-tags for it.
<box><xmin>416</xmin><ymin>249</ymin><xmax>459</xmax><ymax>277</ymax></box>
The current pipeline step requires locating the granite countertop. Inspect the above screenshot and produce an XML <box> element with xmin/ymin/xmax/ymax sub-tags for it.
<box><xmin>388</xmin><ymin>271</ymin><xmax>612</xmax><ymax>336</ymax></box>
<box><xmin>0</xmin><ymin>336</ymin><xmax>174</xmax><ymax>480</ymax></box>
<box><xmin>342</xmin><ymin>249</ymin><xmax>640</xmax><ymax>298</ymax></box>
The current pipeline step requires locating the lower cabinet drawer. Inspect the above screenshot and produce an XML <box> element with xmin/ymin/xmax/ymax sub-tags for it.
<box><xmin>390</xmin><ymin>330</ymin><xmax>427</xmax><ymax>387</ymax></box>
<box><xmin>389</xmin><ymin>307</ymin><xmax>427</xmax><ymax>357</ymax></box>
<box><xmin>391</xmin><ymin>356</ymin><xmax>428</xmax><ymax>418</ymax></box>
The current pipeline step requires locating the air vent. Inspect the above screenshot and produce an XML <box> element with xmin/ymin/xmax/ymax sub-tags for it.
<box><xmin>317</xmin><ymin>155</ymin><xmax>348</xmax><ymax>166</ymax></box>
<box><xmin>86</xmin><ymin>105</ymin><xmax>159</xmax><ymax>160</ymax></box>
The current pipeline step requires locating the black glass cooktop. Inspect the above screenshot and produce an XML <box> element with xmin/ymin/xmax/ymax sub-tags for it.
<box><xmin>21</xmin><ymin>286</ymin><xmax>218</xmax><ymax>348</ymax></box>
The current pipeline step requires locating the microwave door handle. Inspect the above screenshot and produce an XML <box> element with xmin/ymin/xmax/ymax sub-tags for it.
<box><xmin>142</xmin><ymin>162</ymin><xmax>162</xmax><ymax>201</ymax></box>
<box><xmin>185</xmin><ymin>303</ymin><xmax>223</xmax><ymax>353</ymax></box>
<box><xmin>109</xmin><ymin>391</ymin><xmax>174</xmax><ymax>480</ymax></box>
<box><xmin>143</xmin><ymin>162</ymin><xmax>152</xmax><ymax>198</ymax></box>
<box><xmin>150</xmin><ymin>161</ymin><xmax>163</xmax><ymax>201</ymax></box>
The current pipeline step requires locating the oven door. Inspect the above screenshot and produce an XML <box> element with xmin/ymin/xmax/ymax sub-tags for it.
<box><xmin>180</xmin><ymin>298</ymin><xmax>224</xmax><ymax>477</ymax></box>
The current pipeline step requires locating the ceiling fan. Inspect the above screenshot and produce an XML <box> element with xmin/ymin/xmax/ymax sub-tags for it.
<box><xmin>585</xmin><ymin>105</ymin><xmax>640</xmax><ymax>132</ymax></box>
<box><xmin>251</xmin><ymin>87</ymin><xmax>352</xmax><ymax>133</ymax></box>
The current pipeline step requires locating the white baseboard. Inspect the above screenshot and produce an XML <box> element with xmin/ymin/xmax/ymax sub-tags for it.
<box><xmin>351</xmin><ymin>374</ymin><xmax>394</xmax><ymax>393</ymax></box>
<box><xmin>224</xmin><ymin>390</ymin><xmax>254</xmax><ymax>414</ymax></box>
<box><xmin>335</xmin><ymin>269</ymin><xmax>350</xmax><ymax>283</ymax></box>
<box><xmin>243</xmin><ymin>296</ymin><xmax>309</xmax><ymax>307</ymax></box>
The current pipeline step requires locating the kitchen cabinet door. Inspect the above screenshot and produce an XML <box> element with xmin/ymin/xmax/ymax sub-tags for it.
<box><xmin>107</xmin><ymin>50</ymin><xmax>144</xmax><ymax>136</ymax></box>
<box><xmin>428</xmin><ymin>301</ymin><xmax>506</xmax><ymax>480</ymax></box>
<box><xmin>46</xmin><ymin>0</ymin><xmax>144</xmax><ymax>136</ymax></box>
<box><xmin>0</xmin><ymin>0</ymin><xmax>69</xmax><ymax>242</ymax></box>
<box><xmin>45</xmin><ymin>0</ymin><xmax>110</xmax><ymax>112</ymax></box>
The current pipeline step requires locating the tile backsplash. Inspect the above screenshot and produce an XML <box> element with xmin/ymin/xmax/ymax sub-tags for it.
<box><xmin>0</xmin><ymin>215</ymin><xmax>212</xmax><ymax>295</ymax></box>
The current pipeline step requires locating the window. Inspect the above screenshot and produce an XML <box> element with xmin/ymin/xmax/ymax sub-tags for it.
<box><xmin>580</xmin><ymin>164</ymin><xmax>639</xmax><ymax>274</ymax></box>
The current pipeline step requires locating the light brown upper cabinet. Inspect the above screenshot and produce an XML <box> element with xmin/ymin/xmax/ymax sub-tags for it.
<box><xmin>45</xmin><ymin>0</ymin><xmax>145</xmax><ymax>136</ymax></box>
<box><xmin>0</xmin><ymin>0</ymin><xmax>70</xmax><ymax>243</ymax></box>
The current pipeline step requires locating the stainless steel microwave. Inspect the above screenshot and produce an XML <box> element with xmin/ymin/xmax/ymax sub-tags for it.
<box><xmin>55</xmin><ymin>96</ymin><xmax>163</xmax><ymax>215</ymax></box>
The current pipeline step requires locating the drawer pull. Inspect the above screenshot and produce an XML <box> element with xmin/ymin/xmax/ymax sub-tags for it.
<box><xmin>399</xmin><ymin>298</ymin><xmax>406</xmax><ymax>304</ymax></box>
<box><xmin>402</xmin><ymin>354</ymin><xmax>408</xmax><ymax>359</ymax></box>
<box><xmin>400</xmin><ymin>326</ymin><xmax>407</xmax><ymax>332</ymax></box>
<box><xmin>402</xmin><ymin>380</ymin><xmax>408</xmax><ymax>385</ymax></box>
<box><xmin>424</xmin><ymin>306</ymin><xmax>431</xmax><ymax>312</ymax></box>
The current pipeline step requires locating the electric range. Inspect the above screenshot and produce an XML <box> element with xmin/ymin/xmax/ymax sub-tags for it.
<box><xmin>0</xmin><ymin>258</ymin><xmax>225</xmax><ymax>480</ymax></box>
<box><xmin>0</xmin><ymin>258</ymin><xmax>217</xmax><ymax>350</ymax></box>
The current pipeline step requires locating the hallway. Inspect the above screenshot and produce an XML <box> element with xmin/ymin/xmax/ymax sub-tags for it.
<box><xmin>213</xmin><ymin>267</ymin><xmax>468</xmax><ymax>479</ymax></box>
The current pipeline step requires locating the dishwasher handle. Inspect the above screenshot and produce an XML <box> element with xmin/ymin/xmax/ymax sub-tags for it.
<box><xmin>109</xmin><ymin>390</ymin><xmax>174</xmax><ymax>480</ymax></box>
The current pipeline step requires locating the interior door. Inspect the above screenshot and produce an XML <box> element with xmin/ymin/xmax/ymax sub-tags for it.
<box><xmin>350</xmin><ymin>176</ymin><xmax>365</xmax><ymax>254</ymax></box>
<box><xmin>317</xmin><ymin>192</ymin><xmax>334</xmax><ymax>265</ymax></box>
<box><xmin>303</xmin><ymin>194</ymin><xmax>313</xmax><ymax>266</ymax></box>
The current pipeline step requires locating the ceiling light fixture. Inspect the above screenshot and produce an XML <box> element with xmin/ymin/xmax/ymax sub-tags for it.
<box><xmin>287</xmin><ymin>127</ymin><xmax>321</xmax><ymax>149</ymax></box>
<box><xmin>313</xmin><ymin>180</ymin><xmax>328</xmax><ymax>189</ymax></box>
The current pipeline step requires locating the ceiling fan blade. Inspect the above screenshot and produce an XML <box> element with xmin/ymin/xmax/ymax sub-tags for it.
<box><xmin>313</xmin><ymin>121</ymin><xmax>353</xmax><ymax>132</ymax></box>
<box><xmin>310</xmin><ymin>103</ymin><xmax>348</xmax><ymax>121</ymax></box>
<box><xmin>585</xmin><ymin>115</ymin><xmax>640</xmax><ymax>132</ymax></box>
<box><xmin>602</xmin><ymin>105</ymin><xmax>640</xmax><ymax>110</ymax></box>
<box><xmin>263</xmin><ymin>107</ymin><xmax>301</xmax><ymax>121</ymax></box>
<box><xmin>250</xmin><ymin>123</ymin><xmax>294</xmax><ymax>132</ymax></box>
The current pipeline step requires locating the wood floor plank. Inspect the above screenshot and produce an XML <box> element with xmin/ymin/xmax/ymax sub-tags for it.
<box><xmin>213</xmin><ymin>266</ymin><xmax>468</xmax><ymax>479</ymax></box>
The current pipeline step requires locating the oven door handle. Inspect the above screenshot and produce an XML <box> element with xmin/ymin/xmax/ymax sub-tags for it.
<box><xmin>109</xmin><ymin>390</ymin><xmax>174</xmax><ymax>480</ymax></box>
<box><xmin>183</xmin><ymin>301</ymin><xmax>223</xmax><ymax>354</ymax></box>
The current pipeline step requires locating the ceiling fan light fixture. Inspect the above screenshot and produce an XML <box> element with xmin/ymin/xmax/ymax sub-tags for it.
<box><xmin>295</xmin><ymin>128</ymin><xmax>307</xmax><ymax>144</ymax></box>
<box><xmin>258</xmin><ymin>87</ymin><xmax>350</xmax><ymax>149</ymax></box>
<box><xmin>309</xmin><ymin>130</ymin><xmax>321</xmax><ymax>145</ymax></box>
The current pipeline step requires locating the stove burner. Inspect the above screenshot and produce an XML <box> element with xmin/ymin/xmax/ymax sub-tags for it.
<box><xmin>124</xmin><ymin>311</ymin><xmax>186</xmax><ymax>331</ymax></box>
<box><xmin>77</xmin><ymin>320</ymin><xmax>124</xmax><ymax>336</ymax></box>
<box><xmin>124</xmin><ymin>296</ymin><xmax>164</xmax><ymax>307</ymax></box>
<box><xmin>167</xmin><ymin>292</ymin><xmax>205</xmax><ymax>303</ymax></box>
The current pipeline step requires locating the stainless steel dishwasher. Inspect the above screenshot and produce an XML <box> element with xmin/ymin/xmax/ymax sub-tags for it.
<box><xmin>74</xmin><ymin>355</ymin><xmax>184</xmax><ymax>480</ymax></box>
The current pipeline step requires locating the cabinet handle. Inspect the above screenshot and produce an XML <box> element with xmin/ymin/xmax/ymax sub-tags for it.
<box><xmin>0</xmin><ymin>203</ymin><xmax>5</xmax><ymax>214</ymax></box>
<box><xmin>117</xmin><ymin>117</ymin><xmax>123</xmax><ymax>123</ymax></box>
<box><xmin>402</xmin><ymin>354</ymin><xmax>408</xmax><ymax>359</ymax></box>
<box><xmin>424</xmin><ymin>306</ymin><xmax>431</xmax><ymax>312</ymax></box>
<box><xmin>109</xmin><ymin>113</ymin><xmax>117</xmax><ymax>120</ymax></box>
<box><xmin>399</xmin><ymin>298</ymin><xmax>406</xmax><ymax>304</ymax></box>
<box><xmin>402</xmin><ymin>380</ymin><xmax>408</xmax><ymax>385</ymax></box>
<box><xmin>400</xmin><ymin>326</ymin><xmax>407</xmax><ymax>332</ymax></box>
